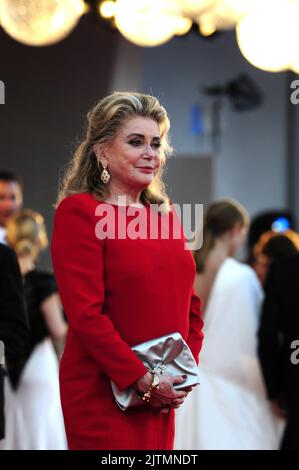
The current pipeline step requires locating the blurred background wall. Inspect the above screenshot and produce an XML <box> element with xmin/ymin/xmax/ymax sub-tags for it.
<box><xmin>0</xmin><ymin>15</ymin><xmax>118</xmax><ymax>267</ymax></box>
<box><xmin>112</xmin><ymin>33</ymin><xmax>290</xmax><ymax>215</ymax></box>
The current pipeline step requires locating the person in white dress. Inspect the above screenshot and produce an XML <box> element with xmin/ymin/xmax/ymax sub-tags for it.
<box><xmin>175</xmin><ymin>199</ymin><xmax>285</xmax><ymax>450</ymax></box>
<box><xmin>0</xmin><ymin>209</ymin><xmax>67</xmax><ymax>450</ymax></box>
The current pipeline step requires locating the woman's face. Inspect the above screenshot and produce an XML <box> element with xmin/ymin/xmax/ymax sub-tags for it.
<box><xmin>101</xmin><ymin>116</ymin><xmax>162</xmax><ymax>192</ymax></box>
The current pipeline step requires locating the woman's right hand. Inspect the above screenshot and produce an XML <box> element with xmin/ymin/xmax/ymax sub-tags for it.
<box><xmin>133</xmin><ymin>372</ymin><xmax>190</xmax><ymax>414</ymax></box>
<box><xmin>150</xmin><ymin>375</ymin><xmax>190</xmax><ymax>414</ymax></box>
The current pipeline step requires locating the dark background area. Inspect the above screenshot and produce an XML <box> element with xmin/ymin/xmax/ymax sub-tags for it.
<box><xmin>0</xmin><ymin>13</ymin><xmax>117</xmax><ymax>268</ymax></box>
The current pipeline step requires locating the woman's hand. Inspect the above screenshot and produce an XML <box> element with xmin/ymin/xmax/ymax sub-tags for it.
<box><xmin>133</xmin><ymin>371</ymin><xmax>155</xmax><ymax>394</ymax></box>
<box><xmin>149</xmin><ymin>375</ymin><xmax>190</xmax><ymax>414</ymax></box>
<box><xmin>133</xmin><ymin>372</ymin><xmax>191</xmax><ymax>414</ymax></box>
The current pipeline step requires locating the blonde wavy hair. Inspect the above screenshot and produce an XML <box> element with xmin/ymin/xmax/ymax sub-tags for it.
<box><xmin>6</xmin><ymin>209</ymin><xmax>48</xmax><ymax>262</ymax></box>
<box><xmin>55</xmin><ymin>91</ymin><xmax>173</xmax><ymax>212</ymax></box>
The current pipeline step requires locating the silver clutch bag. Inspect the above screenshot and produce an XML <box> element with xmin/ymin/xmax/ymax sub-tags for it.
<box><xmin>111</xmin><ymin>332</ymin><xmax>200</xmax><ymax>411</ymax></box>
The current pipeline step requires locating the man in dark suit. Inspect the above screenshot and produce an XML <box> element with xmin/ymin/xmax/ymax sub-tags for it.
<box><xmin>0</xmin><ymin>243</ymin><xmax>29</xmax><ymax>439</ymax></box>
<box><xmin>258</xmin><ymin>254</ymin><xmax>299</xmax><ymax>449</ymax></box>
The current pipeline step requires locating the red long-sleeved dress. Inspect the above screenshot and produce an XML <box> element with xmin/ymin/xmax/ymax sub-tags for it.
<box><xmin>51</xmin><ymin>192</ymin><xmax>203</xmax><ymax>450</ymax></box>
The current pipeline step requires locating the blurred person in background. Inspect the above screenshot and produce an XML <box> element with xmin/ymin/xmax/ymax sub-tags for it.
<box><xmin>0</xmin><ymin>243</ymin><xmax>29</xmax><ymax>441</ymax></box>
<box><xmin>175</xmin><ymin>199</ymin><xmax>284</xmax><ymax>450</ymax></box>
<box><xmin>252</xmin><ymin>230</ymin><xmax>299</xmax><ymax>286</ymax></box>
<box><xmin>258</xmin><ymin>252</ymin><xmax>299</xmax><ymax>450</ymax></box>
<box><xmin>0</xmin><ymin>171</ymin><xmax>23</xmax><ymax>244</ymax></box>
<box><xmin>0</xmin><ymin>170</ymin><xmax>26</xmax><ymax>441</ymax></box>
<box><xmin>0</xmin><ymin>209</ymin><xmax>67</xmax><ymax>450</ymax></box>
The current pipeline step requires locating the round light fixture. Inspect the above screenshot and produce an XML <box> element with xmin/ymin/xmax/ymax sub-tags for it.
<box><xmin>175</xmin><ymin>16</ymin><xmax>193</xmax><ymax>35</ymax></box>
<box><xmin>99</xmin><ymin>1</ymin><xmax>116</xmax><ymax>19</ymax></box>
<box><xmin>0</xmin><ymin>0</ymin><xmax>85</xmax><ymax>46</ymax></box>
<box><xmin>236</xmin><ymin>0</ymin><xmax>299</xmax><ymax>72</ymax></box>
<box><xmin>114</xmin><ymin>0</ymin><xmax>180</xmax><ymax>47</ymax></box>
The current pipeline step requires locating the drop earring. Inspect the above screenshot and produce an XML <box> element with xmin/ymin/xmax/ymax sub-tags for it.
<box><xmin>98</xmin><ymin>160</ymin><xmax>110</xmax><ymax>184</ymax></box>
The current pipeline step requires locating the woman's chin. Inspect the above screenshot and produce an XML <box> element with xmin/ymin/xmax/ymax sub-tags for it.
<box><xmin>136</xmin><ymin>174</ymin><xmax>155</xmax><ymax>186</ymax></box>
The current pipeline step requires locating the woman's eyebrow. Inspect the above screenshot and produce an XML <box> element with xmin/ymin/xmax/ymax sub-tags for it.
<box><xmin>126</xmin><ymin>133</ymin><xmax>160</xmax><ymax>140</ymax></box>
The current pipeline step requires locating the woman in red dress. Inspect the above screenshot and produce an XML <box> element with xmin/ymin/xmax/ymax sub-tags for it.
<box><xmin>51</xmin><ymin>92</ymin><xmax>204</xmax><ymax>450</ymax></box>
